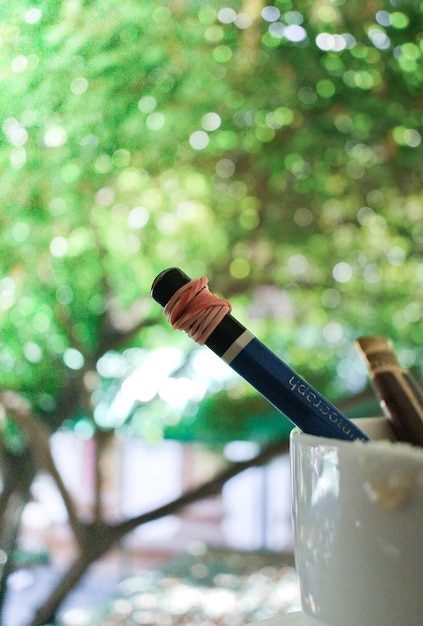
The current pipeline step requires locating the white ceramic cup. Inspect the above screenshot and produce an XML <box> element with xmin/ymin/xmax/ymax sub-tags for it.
<box><xmin>290</xmin><ymin>417</ymin><xmax>423</xmax><ymax>626</ymax></box>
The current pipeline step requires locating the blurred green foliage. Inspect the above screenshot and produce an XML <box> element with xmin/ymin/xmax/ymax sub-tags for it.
<box><xmin>1</xmin><ymin>0</ymin><xmax>423</xmax><ymax>441</ymax></box>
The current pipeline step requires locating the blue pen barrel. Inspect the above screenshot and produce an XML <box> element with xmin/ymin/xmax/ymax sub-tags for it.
<box><xmin>228</xmin><ymin>336</ymin><xmax>369</xmax><ymax>441</ymax></box>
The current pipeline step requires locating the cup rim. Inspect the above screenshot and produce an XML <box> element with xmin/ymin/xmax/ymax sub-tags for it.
<box><xmin>290</xmin><ymin>426</ymin><xmax>423</xmax><ymax>465</ymax></box>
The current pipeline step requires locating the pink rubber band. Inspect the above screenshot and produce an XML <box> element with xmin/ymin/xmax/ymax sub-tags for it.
<box><xmin>163</xmin><ymin>277</ymin><xmax>232</xmax><ymax>345</ymax></box>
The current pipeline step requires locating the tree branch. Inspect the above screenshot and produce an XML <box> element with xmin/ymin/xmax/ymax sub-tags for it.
<box><xmin>0</xmin><ymin>391</ymin><xmax>86</xmax><ymax>545</ymax></box>
<box><xmin>113</xmin><ymin>437</ymin><xmax>289</xmax><ymax>536</ymax></box>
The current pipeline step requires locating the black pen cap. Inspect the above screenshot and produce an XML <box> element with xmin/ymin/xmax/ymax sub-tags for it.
<box><xmin>151</xmin><ymin>267</ymin><xmax>191</xmax><ymax>307</ymax></box>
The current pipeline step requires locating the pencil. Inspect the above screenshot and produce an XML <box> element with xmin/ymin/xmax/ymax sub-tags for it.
<box><xmin>151</xmin><ymin>268</ymin><xmax>369</xmax><ymax>442</ymax></box>
<box><xmin>355</xmin><ymin>335</ymin><xmax>423</xmax><ymax>446</ymax></box>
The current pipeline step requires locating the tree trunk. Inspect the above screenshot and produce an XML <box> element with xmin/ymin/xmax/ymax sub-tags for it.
<box><xmin>0</xmin><ymin>447</ymin><xmax>36</xmax><ymax>623</ymax></box>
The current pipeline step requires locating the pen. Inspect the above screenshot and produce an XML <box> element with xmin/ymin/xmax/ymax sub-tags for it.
<box><xmin>151</xmin><ymin>268</ymin><xmax>369</xmax><ymax>442</ymax></box>
<box><xmin>355</xmin><ymin>335</ymin><xmax>423</xmax><ymax>447</ymax></box>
